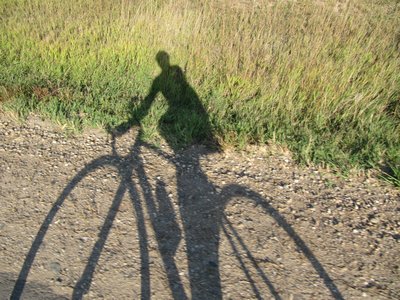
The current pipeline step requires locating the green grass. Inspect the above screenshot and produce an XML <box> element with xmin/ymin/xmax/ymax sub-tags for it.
<box><xmin>1</xmin><ymin>0</ymin><xmax>399</xmax><ymax>182</ymax></box>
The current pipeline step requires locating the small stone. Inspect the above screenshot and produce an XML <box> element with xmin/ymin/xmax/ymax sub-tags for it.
<box><xmin>49</xmin><ymin>261</ymin><xmax>61</xmax><ymax>274</ymax></box>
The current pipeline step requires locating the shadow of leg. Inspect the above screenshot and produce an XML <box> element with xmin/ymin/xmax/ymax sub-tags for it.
<box><xmin>153</xmin><ymin>179</ymin><xmax>186</xmax><ymax>299</ymax></box>
<box><xmin>134</xmin><ymin>160</ymin><xmax>187</xmax><ymax>299</ymax></box>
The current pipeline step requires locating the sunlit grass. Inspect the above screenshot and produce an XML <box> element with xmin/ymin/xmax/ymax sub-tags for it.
<box><xmin>0</xmin><ymin>0</ymin><xmax>399</xmax><ymax>180</ymax></box>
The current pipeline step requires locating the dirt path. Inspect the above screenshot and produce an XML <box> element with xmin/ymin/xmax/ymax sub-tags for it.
<box><xmin>0</xmin><ymin>114</ymin><xmax>399</xmax><ymax>299</ymax></box>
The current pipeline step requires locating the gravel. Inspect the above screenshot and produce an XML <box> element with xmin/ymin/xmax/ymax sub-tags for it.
<box><xmin>0</xmin><ymin>113</ymin><xmax>399</xmax><ymax>299</ymax></box>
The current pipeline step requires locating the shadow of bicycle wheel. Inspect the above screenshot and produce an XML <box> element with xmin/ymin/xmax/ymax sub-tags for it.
<box><xmin>220</xmin><ymin>184</ymin><xmax>343</xmax><ymax>300</ymax></box>
<box><xmin>1</xmin><ymin>272</ymin><xmax>68</xmax><ymax>300</ymax></box>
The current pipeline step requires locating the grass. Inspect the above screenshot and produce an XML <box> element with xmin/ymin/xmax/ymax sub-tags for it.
<box><xmin>0</xmin><ymin>0</ymin><xmax>399</xmax><ymax>183</ymax></box>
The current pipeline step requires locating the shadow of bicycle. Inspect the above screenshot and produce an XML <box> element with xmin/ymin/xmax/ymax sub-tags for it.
<box><xmin>11</xmin><ymin>51</ymin><xmax>343</xmax><ymax>300</ymax></box>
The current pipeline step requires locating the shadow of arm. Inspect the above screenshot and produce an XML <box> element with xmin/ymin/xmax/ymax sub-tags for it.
<box><xmin>109</xmin><ymin>83</ymin><xmax>159</xmax><ymax>137</ymax></box>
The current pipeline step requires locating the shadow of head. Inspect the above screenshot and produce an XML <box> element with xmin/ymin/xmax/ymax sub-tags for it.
<box><xmin>156</xmin><ymin>50</ymin><xmax>170</xmax><ymax>71</ymax></box>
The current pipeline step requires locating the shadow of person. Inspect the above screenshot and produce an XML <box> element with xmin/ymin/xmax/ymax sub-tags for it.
<box><xmin>114</xmin><ymin>51</ymin><xmax>343</xmax><ymax>300</ymax></box>
<box><xmin>11</xmin><ymin>50</ymin><xmax>343</xmax><ymax>300</ymax></box>
<box><xmin>114</xmin><ymin>51</ymin><xmax>224</xmax><ymax>299</ymax></box>
<box><xmin>116</xmin><ymin>50</ymin><xmax>216</xmax><ymax>150</ymax></box>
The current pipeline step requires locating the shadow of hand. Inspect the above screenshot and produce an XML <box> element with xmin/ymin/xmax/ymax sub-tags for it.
<box><xmin>105</xmin><ymin>96</ymin><xmax>141</xmax><ymax>137</ymax></box>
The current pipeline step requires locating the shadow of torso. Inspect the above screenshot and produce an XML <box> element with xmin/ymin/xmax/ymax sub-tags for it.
<box><xmin>150</xmin><ymin>64</ymin><xmax>214</xmax><ymax>150</ymax></box>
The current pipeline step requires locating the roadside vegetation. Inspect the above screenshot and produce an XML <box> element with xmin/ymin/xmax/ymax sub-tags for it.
<box><xmin>0</xmin><ymin>0</ymin><xmax>399</xmax><ymax>184</ymax></box>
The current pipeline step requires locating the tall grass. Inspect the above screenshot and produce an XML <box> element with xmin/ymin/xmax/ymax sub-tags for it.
<box><xmin>1</xmin><ymin>0</ymin><xmax>399</xmax><ymax>180</ymax></box>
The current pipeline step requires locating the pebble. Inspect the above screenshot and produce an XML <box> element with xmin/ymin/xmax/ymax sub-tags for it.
<box><xmin>1</xmin><ymin>114</ymin><xmax>399</xmax><ymax>299</ymax></box>
<box><xmin>48</xmin><ymin>261</ymin><xmax>62</xmax><ymax>274</ymax></box>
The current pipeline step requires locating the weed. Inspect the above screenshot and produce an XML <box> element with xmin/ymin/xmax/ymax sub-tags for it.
<box><xmin>0</xmin><ymin>0</ymin><xmax>399</xmax><ymax>183</ymax></box>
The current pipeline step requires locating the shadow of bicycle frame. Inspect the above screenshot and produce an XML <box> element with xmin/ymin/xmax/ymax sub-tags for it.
<box><xmin>10</xmin><ymin>134</ymin><xmax>343</xmax><ymax>300</ymax></box>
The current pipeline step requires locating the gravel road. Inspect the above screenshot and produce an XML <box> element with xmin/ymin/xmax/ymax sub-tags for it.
<box><xmin>0</xmin><ymin>113</ymin><xmax>399</xmax><ymax>299</ymax></box>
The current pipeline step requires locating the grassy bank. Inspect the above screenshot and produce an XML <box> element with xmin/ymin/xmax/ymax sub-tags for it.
<box><xmin>1</xmin><ymin>0</ymin><xmax>399</xmax><ymax>183</ymax></box>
